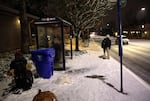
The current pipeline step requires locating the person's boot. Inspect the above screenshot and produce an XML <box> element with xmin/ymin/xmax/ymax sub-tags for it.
<box><xmin>102</xmin><ymin>55</ymin><xmax>106</xmax><ymax>59</ymax></box>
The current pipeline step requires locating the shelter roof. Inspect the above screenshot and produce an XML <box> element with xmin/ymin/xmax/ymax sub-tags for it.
<box><xmin>35</xmin><ymin>17</ymin><xmax>72</xmax><ymax>27</ymax></box>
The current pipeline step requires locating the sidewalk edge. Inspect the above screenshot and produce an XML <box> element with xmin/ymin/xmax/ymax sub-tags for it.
<box><xmin>124</xmin><ymin>67</ymin><xmax>150</xmax><ymax>90</ymax></box>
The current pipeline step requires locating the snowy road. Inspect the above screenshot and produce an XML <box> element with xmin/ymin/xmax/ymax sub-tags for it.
<box><xmin>110</xmin><ymin>39</ymin><xmax>150</xmax><ymax>84</ymax></box>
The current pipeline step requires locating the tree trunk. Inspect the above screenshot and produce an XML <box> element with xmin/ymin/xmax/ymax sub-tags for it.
<box><xmin>20</xmin><ymin>0</ymin><xmax>29</xmax><ymax>53</ymax></box>
<box><xmin>75</xmin><ymin>28</ymin><xmax>80</xmax><ymax>51</ymax></box>
<box><xmin>75</xmin><ymin>35</ymin><xmax>79</xmax><ymax>51</ymax></box>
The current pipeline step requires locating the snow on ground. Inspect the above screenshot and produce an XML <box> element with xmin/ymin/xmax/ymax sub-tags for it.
<box><xmin>0</xmin><ymin>40</ymin><xmax>150</xmax><ymax>101</ymax></box>
<box><xmin>1</xmin><ymin>49</ymin><xmax>150</xmax><ymax>101</ymax></box>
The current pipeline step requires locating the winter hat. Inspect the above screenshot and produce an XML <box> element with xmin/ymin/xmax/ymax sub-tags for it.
<box><xmin>15</xmin><ymin>51</ymin><xmax>23</xmax><ymax>58</ymax></box>
<box><xmin>106</xmin><ymin>34</ymin><xmax>110</xmax><ymax>38</ymax></box>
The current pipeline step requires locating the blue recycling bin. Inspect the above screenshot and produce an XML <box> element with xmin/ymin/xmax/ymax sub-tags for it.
<box><xmin>31</xmin><ymin>48</ymin><xmax>55</xmax><ymax>78</ymax></box>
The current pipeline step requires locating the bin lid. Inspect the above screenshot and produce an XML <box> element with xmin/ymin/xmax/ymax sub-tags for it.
<box><xmin>31</xmin><ymin>48</ymin><xmax>55</xmax><ymax>57</ymax></box>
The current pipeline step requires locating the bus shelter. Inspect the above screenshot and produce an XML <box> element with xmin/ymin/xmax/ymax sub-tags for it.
<box><xmin>35</xmin><ymin>17</ymin><xmax>73</xmax><ymax>70</ymax></box>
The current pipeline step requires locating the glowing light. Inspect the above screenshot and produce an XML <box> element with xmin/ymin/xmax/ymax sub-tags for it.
<box><xmin>144</xmin><ymin>31</ymin><xmax>147</xmax><ymax>34</ymax></box>
<box><xmin>141</xmin><ymin>25</ymin><xmax>145</xmax><ymax>29</ymax></box>
<box><xmin>141</xmin><ymin>7</ymin><xmax>146</xmax><ymax>11</ymax></box>
<box><xmin>106</xmin><ymin>23</ymin><xmax>110</xmax><ymax>26</ymax></box>
<box><xmin>90</xmin><ymin>32</ymin><xmax>96</xmax><ymax>37</ymax></box>
<box><xmin>131</xmin><ymin>31</ymin><xmax>135</xmax><ymax>34</ymax></box>
<box><xmin>123</xmin><ymin>31</ymin><xmax>128</xmax><ymax>34</ymax></box>
<box><xmin>136</xmin><ymin>31</ymin><xmax>140</xmax><ymax>34</ymax></box>
<box><xmin>17</xmin><ymin>19</ymin><xmax>20</xmax><ymax>24</ymax></box>
<box><xmin>115</xmin><ymin>32</ymin><xmax>118</xmax><ymax>36</ymax></box>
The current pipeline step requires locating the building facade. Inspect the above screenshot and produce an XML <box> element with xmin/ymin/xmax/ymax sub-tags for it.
<box><xmin>0</xmin><ymin>5</ymin><xmax>38</xmax><ymax>52</ymax></box>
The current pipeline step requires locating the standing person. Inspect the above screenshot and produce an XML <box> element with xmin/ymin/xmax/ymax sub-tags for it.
<box><xmin>101</xmin><ymin>34</ymin><xmax>111</xmax><ymax>59</ymax></box>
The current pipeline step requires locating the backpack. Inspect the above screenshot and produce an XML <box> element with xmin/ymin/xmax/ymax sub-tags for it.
<box><xmin>23</xmin><ymin>70</ymin><xmax>33</xmax><ymax>90</ymax></box>
<box><xmin>101</xmin><ymin>38</ymin><xmax>111</xmax><ymax>48</ymax></box>
<box><xmin>101</xmin><ymin>39</ymin><xmax>106</xmax><ymax>48</ymax></box>
<box><xmin>107</xmin><ymin>38</ymin><xmax>111</xmax><ymax>48</ymax></box>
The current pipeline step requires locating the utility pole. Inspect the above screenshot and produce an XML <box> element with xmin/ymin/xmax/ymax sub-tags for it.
<box><xmin>117</xmin><ymin>0</ymin><xmax>123</xmax><ymax>92</ymax></box>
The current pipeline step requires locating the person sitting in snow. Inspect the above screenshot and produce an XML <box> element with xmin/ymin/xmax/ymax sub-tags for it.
<box><xmin>9</xmin><ymin>51</ymin><xmax>33</xmax><ymax>92</ymax></box>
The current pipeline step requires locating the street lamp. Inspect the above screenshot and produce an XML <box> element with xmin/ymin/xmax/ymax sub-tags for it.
<box><xmin>141</xmin><ymin>24</ymin><xmax>145</xmax><ymax>38</ymax></box>
<box><xmin>137</xmin><ymin>7</ymin><xmax>146</xmax><ymax>21</ymax></box>
<box><xmin>106</xmin><ymin>23</ymin><xmax>110</xmax><ymax>27</ymax></box>
<box><xmin>141</xmin><ymin>7</ymin><xmax>146</xmax><ymax>11</ymax></box>
<box><xmin>140</xmin><ymin>7</ymin><xmax>146</xmax><ymax>16</ymax></box>
<box><xmin>141</xmin><ymin>25</ymin><xmax>145</xmax><ymax>29</ymax></box>
<box><xmin>139</xmin><ymin>7</ymin><xmax>146</xmax><ymax>38</ymax></box>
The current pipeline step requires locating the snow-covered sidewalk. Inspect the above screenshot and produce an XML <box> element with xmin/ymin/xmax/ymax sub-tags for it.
<box><xmin>2</xmin><ymin>49</ymin><xmax>150</xmax><ymax>101</ymax></box>
<box><xmin>1</xmin><ymin>40</ymin><xmax>150</xmax><ymax>101</ymax></box>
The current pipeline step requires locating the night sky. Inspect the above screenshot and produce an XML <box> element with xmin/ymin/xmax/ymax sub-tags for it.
<box><xmin>102</xmin><ymin>0</ymin><xmax>150</xmax><ymax>28</ymax></box>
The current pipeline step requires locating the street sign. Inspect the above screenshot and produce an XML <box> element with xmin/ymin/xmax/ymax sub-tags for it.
<box><xmin>120</xmin><ymin>0</ymin><xmax>127</xmax><ymax>8</ymax></box>
<box><xmin>109</xmin><ymin>0</ymin><xmax>127</xmax><ymax>7</ymax></box>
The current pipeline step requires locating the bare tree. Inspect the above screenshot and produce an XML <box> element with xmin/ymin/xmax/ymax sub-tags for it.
<box><xmin>18</xmin><ymin>0</ymin><xmax>30</xmax><ymax>53</ymax></box>
<box><xmin>64</xmin><ymin>0</ymin><xmax>115</xmax><ymax>50</ymax></box>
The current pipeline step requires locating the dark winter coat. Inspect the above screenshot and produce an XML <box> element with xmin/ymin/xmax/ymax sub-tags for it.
<box><xmin>10</xmin><ymin>56</ymin><xmax>33</xmax><ymax>90</ymax></box>
<box><xmin>101</xmin><ymin>37</ymin><xmax>111</xmax><ymax>49</ymax></box>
